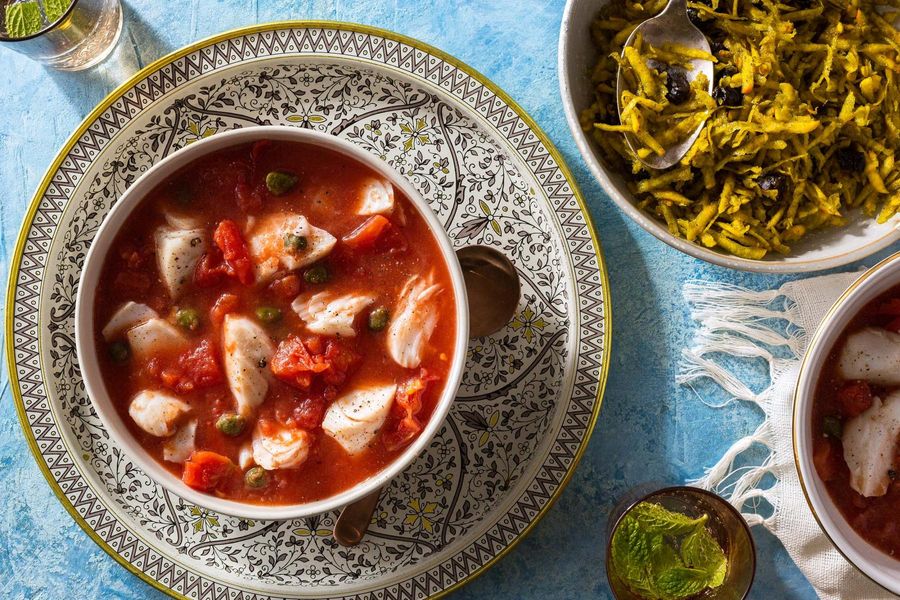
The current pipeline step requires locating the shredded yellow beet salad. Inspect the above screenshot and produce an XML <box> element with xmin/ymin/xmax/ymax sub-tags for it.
<box><xmin>582</xmin><ymin>0</ymin><xmax>900</xmax><ymax>259</ymax></box>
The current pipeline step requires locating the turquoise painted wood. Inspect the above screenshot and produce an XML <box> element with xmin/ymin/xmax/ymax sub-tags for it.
<box><xmin>1</xmin><ymin>1</ymin><xmax>885</xmax><ymax>597</ymax></box>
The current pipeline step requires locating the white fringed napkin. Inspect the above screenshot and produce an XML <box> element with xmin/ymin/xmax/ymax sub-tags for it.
<box><xmin>678</xmin><ymin>271</ymin><xmax>895</xmax><ymax>600</ymax></box>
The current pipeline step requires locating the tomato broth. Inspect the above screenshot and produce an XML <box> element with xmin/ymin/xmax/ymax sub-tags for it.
<box><xmin>811</xmin><ymin>284</ymin><xmax>900</xmax><ymax>559</ymax></box>
<box><xmin>93</xmin><ymin>140</ymin><xmax>457</xmax><ymax>504</ymax></box>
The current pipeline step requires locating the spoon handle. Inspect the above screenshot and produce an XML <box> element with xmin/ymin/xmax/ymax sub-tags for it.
<box><xmin>334</xmin><ymin>487</ymin><xmax>382</xmax><ymax>547</ymax></box>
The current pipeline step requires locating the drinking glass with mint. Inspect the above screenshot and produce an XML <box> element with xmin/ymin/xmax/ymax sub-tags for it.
<box><xmin>606</xmin><ymin>487</ymin><xmax>756</xmax><ymax>600</ymax></box>
<box><xmin>0</xmin><ymin>0</ymin><xmax>122</xmax><ymax>70</ymax></box>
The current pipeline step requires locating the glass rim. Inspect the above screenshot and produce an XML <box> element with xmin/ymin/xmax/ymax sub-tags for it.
<box><xmin>0</xmin><ymin>0</ymin><xmax>81</xmax><ymax>43</ymax></box>
<box><xmin>604</xmin><ymin>485</ymin><xmax>757</xmax><ymax>600</ymax></box>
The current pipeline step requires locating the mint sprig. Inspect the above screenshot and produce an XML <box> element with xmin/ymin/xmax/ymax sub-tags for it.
<box><xmin>5</xmin><ymin>1</ymin><xmax>43</xmax><ymax>38</ymax></box>
<box><xmin>44</xmin><ymin>0</ymin><xmax>71</xmax><ymax>23</ymax></box>
<box><xmin>610</xmin><ymin>501</ymin><xmax>729</xmax><ymax>600</ymax></box>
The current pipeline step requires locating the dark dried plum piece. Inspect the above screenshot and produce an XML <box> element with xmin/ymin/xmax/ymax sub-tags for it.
<box><xmin>713</xmin><ymin>86</ymin><xmax>743</xmax><ymax>107</ymax></box>
<box><xmin>836</xmin><ymin>147</ymin><xmax>866</xmax><ymax>172</ymax></box>
<box><xmin>665</xmin><ymin>69</ymin><xmax>691</xmax><ymax>105</ymax></box>
<box><xmin>758</xmin><ymin>173</ymin><xmax>787</xmax><ymax>196</ymax></box>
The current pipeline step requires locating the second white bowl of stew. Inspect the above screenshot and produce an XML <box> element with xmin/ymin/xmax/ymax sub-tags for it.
<box><xmin>75</xmin><ymin>126</ymin><xmax>469</xmax><ymax>520</ymax></box>
<box><xmin>794</xmin><ymin>251</ymin><xmax>900</xmax><ymax>594</ymax></box>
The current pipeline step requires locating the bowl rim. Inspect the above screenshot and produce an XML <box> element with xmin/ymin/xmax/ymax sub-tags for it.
<box><xmin>74</xmin><ymin>125</ymin><xmax>470</xmax><ymax>520</ymax></box>
<box><xmin>557</xmin><ymin>0</ymin><xmax>900</xmax><ymax>274</ymax></box>
<box><xmin>792</xmin><ymin>251</ymin><xmax>900</xmax><ymax>595</ymax></box>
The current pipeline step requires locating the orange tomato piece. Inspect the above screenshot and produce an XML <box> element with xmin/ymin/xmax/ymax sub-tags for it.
<box><xmin>342</xmin><ymin>215</ymin><xmax>391</xmax><ymax>250</ymax></box>
<box><xmin>182</xmin><ymin>451</ymin><xmax>234</xmax><ymax>492</ymax></box>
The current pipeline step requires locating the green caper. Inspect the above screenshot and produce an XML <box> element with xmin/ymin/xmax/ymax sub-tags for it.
<box><xmin>245</xmin><ymin>466</ymin><xmax>269</xmax><ymax>488</ymax></box>
<box><xmin>175</xmin><ymin>308</ymin><xmax>201</xmax><ymax>331</ymax></box>
<box><xmin>823</xmin><ymin>415</ymin><xmax>842</xmax><ymax>439</ymax></box>
<box><xmin>216</xmin><ymin>413</ymin><xmax>246</xmax><ymax>437</ymax></box>
<box><xmin>303</xmin><ymin>265</ymin><xmax>329</xmax><ymax>284</ymax></box>
<box><xmin>108</xmin><ymin>341</ymin><xmax>130</xmax><ymax>364</ymax></box>
<box><xmin>283</xmin><ymin>233</ymin><xmax>308</xmax><ymax>252</ymax></box>
<box><xmin>368</xmin><ymin>307</ymin><xmax>390</xmax><ymax>331</ymax></box>
<box><xmin>255</xmin><ymin>306</ymin><xmax>282</xmax><ymax>324</ymax></box>
<box><xmin>265</xmin><ymin>170</ymin><xmax>298</xmax><ymax>196</ymax></box>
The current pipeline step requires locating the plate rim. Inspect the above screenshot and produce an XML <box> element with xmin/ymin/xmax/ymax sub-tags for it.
<box><xmin>5</xmin><ymin>19</ymin><xmax>613</xmax><ymax>600</ymax></box>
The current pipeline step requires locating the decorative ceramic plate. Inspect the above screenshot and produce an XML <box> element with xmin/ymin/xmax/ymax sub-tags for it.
<box><xmin>7</xmin><ymin>22</ymin><xmax>610</xmax><ymax>599</ymax></box>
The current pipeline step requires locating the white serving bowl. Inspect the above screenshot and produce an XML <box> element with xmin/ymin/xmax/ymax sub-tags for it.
<box><xmin>75</xmin><ymin>126</ymin><xmax>469</xmax><ymax>520</ymax></box>
<box><xmin>558</xmin><ymin>0</ymin><xmax>899</xmax><ymax>273</ymax></box>
<box><xmin>793</xmin><ymin>251</ymin><xmax>900</xmax><ymax>594</ymax></box>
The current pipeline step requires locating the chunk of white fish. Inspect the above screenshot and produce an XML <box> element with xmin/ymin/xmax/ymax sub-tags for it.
<box><xmin>128</xmin><ymin>390</ymin><xmax>190</xmax><ymax>437</ymax></box>
<box><xmin>842</xmin><ymin>390</ymin><xmax>900</xmax><ymax>497</ymax></box>
<box><xmin>246</xmin><ymin>213</ymin><xmax>336</xmax><ymax>281</ymax></box>
<box><xmin>126</xmin><ymin>318</ymin><xmax>189</xmax><ymax>360</ymax></box>
<box><xmin>357</xmin><ymin>178</ymin><xmax>395</xmax><ymax>216</ymax></box>
<box><xmin>155</xmin><ymin>226</ymin><xmax>208</xmax><ymax>299</ymax></box>
<box><xmin>837</xmin><ymin>327</ymin><xmax>900</xmax><ymax>386</ymax></box>
<box><xmin>238</xmin><ymin>442</ymin><xmax>254</xmax><ymax>470</ymax></box>
<box><xmin>322</xmin><ymin>384</ymin><xmax>397</xmax><ymax>455</ymax></box>
<box><xmin>387</xmin><ymin>275</ymin><xmax>442</xmax><ymax>368</ymax></box>
<box><xmin>292</xmin><ymin>292</ymin><xmax>374</xmax><ymax>337</ymax></box>
<box><xmin>163</xmin><ymin>419</ymin><xmax>197</xmax><ymax>463</ymax></box>
<box><xmin>252</xmin><ymin>423</ymin><xmax>311</xmax><ymax>470</ymax></box>
<box><xmin>222</xmin><ymin>314</ymin><xmax>274</xmax><ymax>416</ymax></box>
<box><xmin>164</xmin><ymin>210</ymin><xmax>202</xmax><ymax>230</ymax></box>
<box><xmin>102</xmin><ymin>301</ymin><xmax>158</xmax><ymax>341</ymax></box>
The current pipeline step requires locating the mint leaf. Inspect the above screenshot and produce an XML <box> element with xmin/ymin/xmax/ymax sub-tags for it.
<box><xmin>611</xmin><ymin>516</ymin><xmax>664</xmax><ymax>598</ymax></box>
<box><xmin>611</xmin><ymin>516</ymin><xmax>654</xmax><ymax>573</ymax></box>
<box><xmin>656</xmin><ymin>567</ymin><xmax>712</xmax><ymax>600</ymax></box>
<box><xmin>650</xmin><ymin>536</ymin><xmax>684</xmax><ymax>573</ymax></box>
<box><xmin>5</xmin><ymin>1</ymin><xmax>43</xmax><ymax>38</ymax></box>
<box><xmin>44</xmin><ymin>0</ymin><xmax>71</xmax><ymax>23</ymax></box>
<box><xmin>681</xmin><ymin>527</ymin><xmax>728</xmax><ymax>587</ymax></box>
<box><xmin>630</xmin><ymin>502</ymin><xmax>708</xmax><ymax>535</ymax></box>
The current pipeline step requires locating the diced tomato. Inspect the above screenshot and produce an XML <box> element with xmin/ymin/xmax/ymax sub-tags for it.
<box><xmin>383</xmin><ymin>369</ymin><xmax>437</xmax><ymax>451</ymax></box>
<box><xmin>319</xmin><ymin>339</ymin><xmax>360</xmax><ymax>387</ymax></box>
<box><xmin>270</xmin><ymin>335</ymin><xmax>359</xmax><ymax>390</ymax></box>
<box><xmin>194</xmin><ymin>251</ymin><xmax>229</xmax><ymax>288</ymax></box>
<box><xmin>158</xmin><ymin>339</ymin><xmax>223</xmax><ymax>394</ymax></box>
<box><xmin>305</xmin><ymin>335</ymin><xmax>325</xmax><ymax>355</ymax></box>
<box><xmin>383</xmin><ymin>417</ymin><xmax>422</xmax><ymax>452</ymax></box>
<box><xmin>837</xmin><ymin>381</ymin><xmax>873</xmax><ymax>418</ymax></box>
<box><xmin>250</xmin><ymin>140</ymin><xmax>271</xmax><ymax>172</ymax></box>
<box><xmin>182</xmin><ymin>451</ymin><xmax>234</xmax><ymax>492</ymax></box>
<box><xmin>268</xmin><ymin>274</ymin><xmax>301</xmax><ymax>301</ymax></box>
<box><xmin>271</xmin><ymin>335</ymin><xmax>329</xmax><ymax>389</ymax></box>
<box><xmin>235</xmin><ymin>180</ymin><xmax>264</xmax><ymax>212</ymax></box>
<box><xmin>291</xmin><ymin>395</ymin><xmax>327</xmax><ymax>430</ymax></box>
<box><xmin>213</xmin><ymin>220</ymin><xmax>255</xmax><ymax>285</ymax></box>
<box><xmin>813</xmin><ymin>437</ymin><xmax>844</xmax><ymax>482</ymax></box>
<box><xmin>343</xmin><ymin>215</ymin><xmax>392</xmax><ymax>250</ymax></box>
<box><xmin>210</xmin><ymin>293</ymin><xmax>240</xmax><ymax>326</ymax></box>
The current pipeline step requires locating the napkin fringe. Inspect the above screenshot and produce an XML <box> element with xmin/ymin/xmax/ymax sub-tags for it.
<box><xmin>679</xmin><ymin>280</ymin><xmax>802</xmax><ymax>527</ymax></box>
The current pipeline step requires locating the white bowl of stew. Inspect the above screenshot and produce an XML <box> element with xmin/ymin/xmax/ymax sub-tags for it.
<box><xmin>75</xmin><ymin>126</ymin><xmax>469</xmax><ymax>520</ymax></box>
<box><xmin>794</xmin><ymin>251</ymin><xmax>900</xmax><ymax>594</ymax></box>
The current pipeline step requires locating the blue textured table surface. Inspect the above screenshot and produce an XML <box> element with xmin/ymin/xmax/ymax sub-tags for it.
<box><xmin>1</xmin><ymin>2</ymin><xmax>892</xmax><ymax>598</ymax></box>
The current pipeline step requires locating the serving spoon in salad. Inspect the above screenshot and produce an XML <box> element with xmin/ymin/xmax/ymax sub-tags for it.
<box><xmin>333</xmin><ymin>246</ymin><xmax>520</xmax><ymax>547</ymax></box>
<box><xmin>616</xmin><ymin>0</ymin><xmax>715</xmax><ymax>170</ymax></box>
